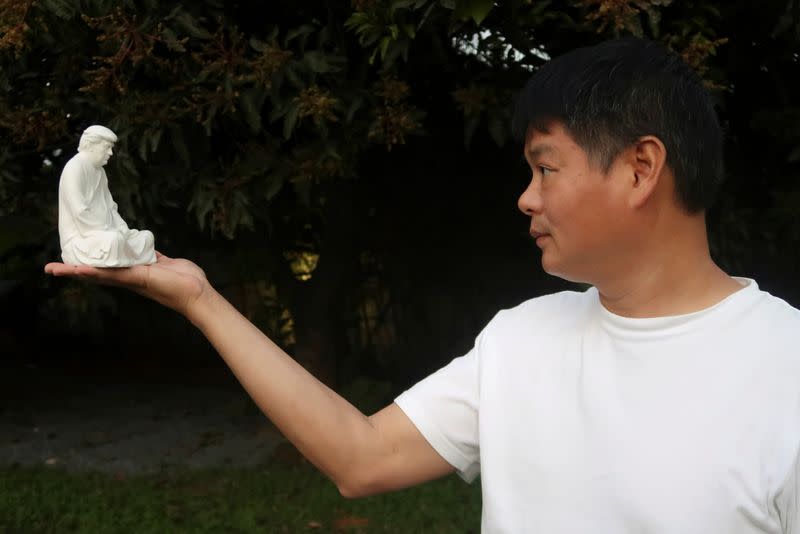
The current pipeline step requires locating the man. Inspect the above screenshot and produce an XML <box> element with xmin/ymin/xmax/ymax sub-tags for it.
<box><xmin>46</xmin><ymin>38</ymin><xmax>800</xmax><ymax>532</ymax></box>
<box><xmin>58</xmin><ymin>125</ymin><xmax>156</xmax><ymax>267</ymax></box>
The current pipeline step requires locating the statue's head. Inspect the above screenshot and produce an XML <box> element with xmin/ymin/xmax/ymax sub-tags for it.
<box><xmin>78</xmin><ymin>125</ymin><xmax>118</xmax><ymax>168</ymax></box>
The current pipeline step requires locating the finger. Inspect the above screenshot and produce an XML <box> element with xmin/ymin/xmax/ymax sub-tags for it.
<box><xmin>44</xmin><ymin>262</ymin><xmax>149</xmax><ymax>289</ymax></box>
<box><xmin>45</xmin><ymin>262</ymin><xmax>98</xmax><ymax>277</ymax></box>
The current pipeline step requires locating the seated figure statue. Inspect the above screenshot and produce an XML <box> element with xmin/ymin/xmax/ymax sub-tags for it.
<box><xmin>58</xmin><ymin>125</ymin><xmax>156</xmax><ymax>267</ymax></box>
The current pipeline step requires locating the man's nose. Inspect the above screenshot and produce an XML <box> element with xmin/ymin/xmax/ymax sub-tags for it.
<box><xmin>517</xmin><ymin>176</ymin><xmax>542</xmax><ymax>216</ymax></box>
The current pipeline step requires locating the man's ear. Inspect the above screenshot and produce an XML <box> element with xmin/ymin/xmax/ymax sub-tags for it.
<box><xmin>627</xmin><ymin>135</ymin><xmax>667</xmax><ymax>208</ymax></box>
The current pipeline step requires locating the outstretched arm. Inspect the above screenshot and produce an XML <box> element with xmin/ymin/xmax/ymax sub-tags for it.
<box><xmin>44</xmin><ymin>254</ymin><xmax>454</xmax><ymax>497</ymax></box>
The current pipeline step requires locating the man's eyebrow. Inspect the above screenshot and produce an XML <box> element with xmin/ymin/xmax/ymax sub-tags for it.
<box><xmin>525</xmin><ymin>144</ymin><xmax>558</xmax><ymax>160</ymax></box>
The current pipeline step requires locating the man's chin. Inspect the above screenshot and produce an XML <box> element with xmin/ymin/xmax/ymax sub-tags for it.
<box><xmin>540</xmin><ymin>258</ymin><xmax>588</xmax><ymax>284</ymax></box>
<box><xmin>540</xmin><ymin>252</ymin><xmax>560</xmax><ymax>276</ymax></box>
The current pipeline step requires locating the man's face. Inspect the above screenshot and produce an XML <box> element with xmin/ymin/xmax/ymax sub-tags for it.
<box><xmin>85</xmin><ymin>140</ymin><xmax>114</xmax><ymax>168</ymax></box>
<box><xmin>518</xmin><ymin>122</ymin><xmax>634</xmax><ymax>284</ymax></box>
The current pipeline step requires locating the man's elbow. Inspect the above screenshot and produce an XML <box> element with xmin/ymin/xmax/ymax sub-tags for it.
<box><xmin>336</xmin><ymin>477</ymin><xmax>374</xmax><ymax>499</ymax></box>
<box><xmin>336</xmin><ymin>470</ymin><xmax>387</xmax><ymax>499</ymax></box>
<box><xmin>337</xmin><ymin>482</ymin><xmax>365</xmax><ymax>499</ymax></box>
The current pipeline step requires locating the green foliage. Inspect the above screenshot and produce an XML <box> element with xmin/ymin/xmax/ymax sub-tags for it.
<box><xmin>454</xmin><ymin>0</ymin><xmax>495</xmax><ymax>25</ymax></box>
<box><xmin>0</xmin><ymin>0</ymin><xmax>743</xmax><ymax>250</ymax></box>
<box><xmin>2</xmin><ymin>0</ymin><xmax>799</xmax><ymax>377</ymax></box>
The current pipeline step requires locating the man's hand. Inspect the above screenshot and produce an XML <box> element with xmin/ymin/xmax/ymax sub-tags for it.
<box><xmin>44</xmin><ymin>251</ymin><xmax>210</xmax><ymax>319</ymax></box>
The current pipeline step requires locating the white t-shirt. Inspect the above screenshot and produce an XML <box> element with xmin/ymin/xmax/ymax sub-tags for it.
<box><xmin>395</xmin><ymin>279</ymin><xmax>800</xmax><ymax>533</ymax></box>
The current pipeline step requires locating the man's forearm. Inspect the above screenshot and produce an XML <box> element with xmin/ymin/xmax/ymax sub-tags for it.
<box><xmin>187</xmin><ymin>287</ymin><xmax>376</xmax><ymax>493</ymax></box>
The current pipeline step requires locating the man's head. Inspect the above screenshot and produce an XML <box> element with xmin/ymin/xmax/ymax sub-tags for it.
<box><xmin>78</xmin><ymin>125</ymin><xmax>118</xmax><ymax>168</ymax></box>
<box><xmin>513</xmin><ymin>37</ymin><xmax>723</xmax><ymax>214</ymax></box>
<box><xmin>513</xmin><ymin>38</ymin><xmax>724</xmax><ymax>284</ymax></box>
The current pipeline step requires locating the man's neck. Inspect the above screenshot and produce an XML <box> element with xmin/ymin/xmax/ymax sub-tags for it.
<box><xmin>77</xmin><ymin>151</ymin><xmax>103</xmax><ymax>170</ymax></box>
<box><xmin>594</xmin><ymin>220</ymin><xmax>742</xmax><ymax>318</ymax></box>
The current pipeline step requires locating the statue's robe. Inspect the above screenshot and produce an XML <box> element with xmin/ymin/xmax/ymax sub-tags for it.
<box><xmin>58</xmin><ymin>152</ymin><xmax>156</xmax><ymax>267</ymax></box>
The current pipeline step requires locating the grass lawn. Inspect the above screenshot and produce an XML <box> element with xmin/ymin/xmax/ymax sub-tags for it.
<box><xmin>0</xmin><ymin>462</ymin><xmax>481</xmax><ymax>533</ymax></box>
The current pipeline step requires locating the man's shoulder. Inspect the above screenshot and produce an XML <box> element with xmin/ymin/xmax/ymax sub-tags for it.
<box><xmin>747</xmin><ymin>287</ymin><xmax>800</xmax><ymax>337</ymax></box>
<box><xmin>513</xmin><ymin>287</ymin><xmax>594</xmax><ymax>312</ymax></box>
<box><xmin>61</xmin><ymin>153</ymin><xmax>91</xmax><ymax>177</ymax></box>
<box><xmin>485</xmin><ymin>287</ymin><xmax>596</xmax><ymax>334</ymax></box>
<box><xmin>764</xmin><ymin>294</ymin><xmax>800</xmax><ymax>319</ymax></box>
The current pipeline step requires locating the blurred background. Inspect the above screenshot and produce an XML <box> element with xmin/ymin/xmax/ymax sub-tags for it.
<box><xmin>3</xmin><ymin>0</ymin><xmax>799</xmax><ymax>392</ymax></box>
<box><xmin>0</xmin><ymin>0</ymin><xmax>799</xmax><ymax>531</ymax></box>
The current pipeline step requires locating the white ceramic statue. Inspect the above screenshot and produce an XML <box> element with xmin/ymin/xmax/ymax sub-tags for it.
<box><xmin>58</xmin><ymin>125</ymin><xmax>156</xmax><ymax>267</ymax></box>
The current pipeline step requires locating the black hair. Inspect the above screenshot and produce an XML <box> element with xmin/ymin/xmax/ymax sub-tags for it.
<box><xmin>512</xmin><ymin>38</ymin><xmax>723</xmax><ymax>213</ymax></box>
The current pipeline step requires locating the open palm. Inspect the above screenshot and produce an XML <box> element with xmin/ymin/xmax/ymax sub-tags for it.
<box><xmin>44</xmin><ymin>252</ymin><xmax>210</xmax><ymax>317</ymax></box>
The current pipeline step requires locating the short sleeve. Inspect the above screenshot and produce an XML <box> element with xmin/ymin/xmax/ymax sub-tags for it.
<box><xmin>777</xmin><ymin>446</ymin><xmax>800</xmax><ymax>533</ymax></box>
<box><xmin>394</xmin><ymin>336</ymin><xmax>482</xmax><ymax>483</ymax></box>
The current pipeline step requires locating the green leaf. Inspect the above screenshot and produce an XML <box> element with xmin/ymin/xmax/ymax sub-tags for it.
<box><xmin>344</xmin><ymin>12</ymin><xmax>369</xmax><ymax>32</ymax></box>
<box><xmin>319</xmin><ymin>25</ymin><xmax>332</xmax><ymax>47</ymax></box>
<box><xmin>138</xmin><ymin>135</ymin><xmax>150</xmax><ymax>162</ymax></box>
<box><xmin>250</xmin><ymin>38</ymin><xmax>266</xmax><ymax>52</ymax></box>
<box><xmin>284</xmin><ymin>65</ymin><xmax>305</xmax><ymax>89</ymax></box>
<box><xmin>418</xmin><ymin>2</ymin><xmax>438</xmax><ymax>30</ymax></box>
<box><xmin>269</xmin><ymin>101</ymin><xmax>289</xmax><ymax>122</ymax></box>
<box><xmin>223</xmin><ymin>75</ymin><xmax>233</xmax><ymax>97</ymax></box>
<box><xmin>285</xmin><ymin>25</ymin><xmax>316</xmax><ymax>47</ymax></box>
<box><xmin>162</xmin><ymin>27</ymin><xmax>186</xmax><ymax>52</ymax></box>
<box><xmin>174</xmin><ymin>11</ymin><xmax>212</xmax><ymax>39</ymax></box>
<box><xmin>643</xmin><ymin>6</ymin><xmax>661</xmax><ymax>37</ymax></box>
<box><xmin>239</xmin><ymin>89</ymin><xmax>263</xmax><ymax>133</ymax></box>
<box><xmin>222</xmin><ymin>189</ymin><xmax>254</xmax><ymax>238</ymax></box>
<box><xmin>304</xmin><ymin>51</ymin><xmax>341</xmax><ymax>73</ymax></box>
<box><xmin>196</xmin><ymin>67</ymin><xmax>212</xmax><ymax>83</ymax></box>
<box><xmin>324</xmin><ymin>145</ymin><xmax>342</xmax><ymax>160</ymax></box>
<box><xmin>188</xmin><ymin>183</ymin><xmax>216</xmax><ymax>231</ymax></box>
<box><xmin>168</xmin><ymin>125</ymin><xmax>191</xmax><ymax>166</ymax></box>
<box><xmin>204</xmin><ymin>103</ymin><xmax>218</xmax><ymax>136</ymax></box>
<box><xmin>383</xmin><ymin>39</ymin><xmax>409</xmax><ymax>67</ymax></box>
<box><xmin>390</xmin><ymin>0</ymin><xmax>418</xmax><ymax>13</ymax></box>
<box><xmin>379</xmin><ymin>36</ymin><xmax>391</xmax><ymax>60</ymax></box>
<box><xmin>149</xmin><ymin>127</ymin><xmax>163</xmax><ymax>154</ymax></box>
<box><xmin>41</xmin><ymin>0</ymin><xmax>77</xmax><ymax>20</ymax></box>
<box><xmin>118</xmin><ymin>154</ymin><xmax>140</xmax><ymax>179</ymax></box>
<box><xmin>163</xmin><ymin>5</ymin><xmax>183</xmax><ymax>21</ymax></box>
<box><xmin>264</xmin><ymin>173</ymin><xmax>286</xmax><ymax>201</ymax></box>
<box><xmin>283</xmin><ymin>106</ymin><xmax>299</xmax><ymax>139</ymax></box>
<box><xmin>369</xmin><ymin>46</ymin><xmax>381</xmax><ymax>65</ymax></box>
<box><xmin>345</xmin><ymin>96</ymin><xmax>364</xmax><ymax>123</ymax></box>
<box><xmin>454</xmin><ymin>0</ymin><xmax>494</xmax><ymax>24</ymax></box>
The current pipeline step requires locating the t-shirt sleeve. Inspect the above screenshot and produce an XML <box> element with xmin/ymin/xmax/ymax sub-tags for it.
<box><xmin>777</xmin><ymin>446</ymin><xmax>800</xmax><ymax>533</ymax></box>
<box><xmin>394</xmin><ymin>335</ymin><xmax>482</xmax><ymax>483</ymax></box>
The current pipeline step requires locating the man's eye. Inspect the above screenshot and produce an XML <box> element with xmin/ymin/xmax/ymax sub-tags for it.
<box><xmin>538</xmin><ymin>166</ymin><xmax>553</xmax><ymax>177</ymax></box>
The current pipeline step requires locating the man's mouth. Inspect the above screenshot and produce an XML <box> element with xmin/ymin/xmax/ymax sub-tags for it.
<box><xmin>530</xmin><ymin>230</ymin><xmax>549</xmax><ymax>239</ymax></box>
